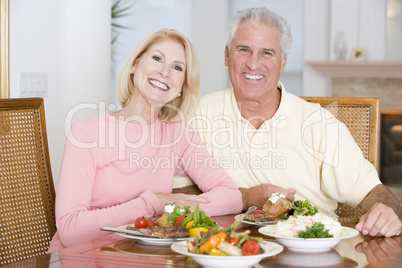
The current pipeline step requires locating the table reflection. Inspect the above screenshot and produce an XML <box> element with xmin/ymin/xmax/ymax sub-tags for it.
<box><xmin>355</xmin><ymin>236</ymin><xmax>401</xmax><ymax>268</ymax></box>
<box><xmin>25</xmin><ymin>215</ymin><xmax>401</xmax><ymax>268</ymax></box>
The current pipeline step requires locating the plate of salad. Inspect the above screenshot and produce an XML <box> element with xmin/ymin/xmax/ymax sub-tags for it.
<box><xmin>166</xmin><ymin>203</ymin><xmax>219</xmax><ymax>237</ymax></box>
<box><xmin>240</xmin><ymin>199</ymin><xmax>319</xmax><ymax>226</ymax></box>
<box><xmin>101</xmin><ymin>204</ymin><xmax>218</xmax><ymax>246</ymax></box>
<box><xmin>170</xmin><ymin>222</ymin><xmax>283</xmax><ymax>268</ymax></box>
<box><xmin>258</xmin><ymin>213</ymin><xmax>359</xmax><ymax>253</ymax></box>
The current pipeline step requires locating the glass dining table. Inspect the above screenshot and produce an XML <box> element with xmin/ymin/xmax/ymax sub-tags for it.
<box><xmin>12</xmin><ymin>215</ymin><xmax>402</xmax><ymax>267</ymax></box>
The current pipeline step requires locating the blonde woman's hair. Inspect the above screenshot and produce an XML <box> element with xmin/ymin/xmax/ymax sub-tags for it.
<box><xmin>115</xmin><ymin>29</ymin><xmax>200</xmax><ymax>121</ymax></box>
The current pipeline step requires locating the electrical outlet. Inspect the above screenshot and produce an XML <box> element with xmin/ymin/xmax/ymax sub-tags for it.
<box><xmin>20</xmin><ymin>72</ymin><xmax>48</xmax><ymax>98</ymax></box>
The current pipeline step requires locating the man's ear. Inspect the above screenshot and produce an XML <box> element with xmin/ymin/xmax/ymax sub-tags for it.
<box><xmin>280</xmin><ymin>55</ymin><xmax>287</xmax><ymax>75</ymax></box>
<box><xmin>224</xmin><ymin>46</ymin><xmax>230</xmax><ymax>67</ymax></box>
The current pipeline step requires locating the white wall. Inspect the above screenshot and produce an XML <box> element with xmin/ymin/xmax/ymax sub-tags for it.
<box><xmin>330</xmin><ymin>0</ymin><xmax>386</xmax><ymax>61</ymax></box>
<box><xmin>303</xmin><ymin>0</ymin><xmax>331</xmax><ymax>96</ymax></box>
<box><xmin>192</xmin><ymin>0</ymin><xmax>231</xmax><ymax>96</ymax></box>
<box><xmin>386</xmin><ymin>0</ymin><xmax>402</xmax><ymax>60</ymax></box>
<box><xmin>303</xmin><ymin>0</ymin><xmax>388</xmax><ymax>96</ymax></box>
<box><xmin>10</xmin><ymin>0</ymin><xmax>112</xmax><ymax>187</ymax></box>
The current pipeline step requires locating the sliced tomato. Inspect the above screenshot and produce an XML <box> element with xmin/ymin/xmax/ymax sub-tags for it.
<box><xmin>242</xmin><ymin>240</ymin><xmax>260</xmax><ymax>256</ymax></box>
<box><xmin>228</xmin><ymin>237</ymin><xmax>239</xmax><ymax>245</ymax></box>
<box><xmin>134</xmin><ymin>216</ymin><xmax>149</xmax><ymax>228</ymax></box>
<box><xmin>147</xmin><ymin>218</ymin><xmax>155</xmax><ymax>226</ymax></box>
<box><xmin>253</xmin><ymin>210</ymin><xmax>263</xmax><ymax>215</ymax></box>
<box><xmin>175</xmin><ymin>215</ymin><xmax>186</xmax><ymax>227</ymax></box>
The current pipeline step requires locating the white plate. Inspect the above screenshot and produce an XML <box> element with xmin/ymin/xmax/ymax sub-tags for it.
<box><xmin>242</xmin><ymin>219</ymin><xmax>282</xmax><ymax>226</ymax></box>
<box><xmin>258</xmin><ymin>225</ymin><xmax>359</xmax><ymax>253</ymax></box>
<box><xmin>170</xmin><ymin>240</ymin><xmax>283</xmax><ymax>268</ymax></box>
<box><xmin>111</xmin><ymin>225</ymin><xmax>191</xmax><ymax>246</ymax></box>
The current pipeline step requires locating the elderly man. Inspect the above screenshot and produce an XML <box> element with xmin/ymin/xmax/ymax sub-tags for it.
<box><xmin>174</xmin><ymin>7</ymin><xmax>401</xmax><ymax>237</ymax></box>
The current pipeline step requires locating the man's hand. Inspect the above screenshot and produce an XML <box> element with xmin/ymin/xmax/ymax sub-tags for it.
<box><xmin>240</xmin><ymin>184</ymin><xmax>296</xmax><ymax>211</ymax></box>
<box><xmin>355</xmin><ymin>236</ymin><xmax>401</xmax><ymax>267</ymax></box>
<box><xmin>355</xmin><ymin>203</ymin><xmax>402</xmax><ymax>237</ymax></box>
<box><xmin>356</xmin><ymin>185</ymin><xmax>401</xmax><ymax>237</ymax></box>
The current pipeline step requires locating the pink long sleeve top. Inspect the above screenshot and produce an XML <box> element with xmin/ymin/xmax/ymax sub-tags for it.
<box><xmin>49</xmin><ymin>113</ymin><xmax>242</xmax><ymax>251</ymax></box>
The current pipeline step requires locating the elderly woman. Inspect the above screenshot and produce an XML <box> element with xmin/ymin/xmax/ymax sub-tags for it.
<box><xmin>49</xmin><ymin>29</ymin><xmax>242</xmax><ymax>251</ymax></box>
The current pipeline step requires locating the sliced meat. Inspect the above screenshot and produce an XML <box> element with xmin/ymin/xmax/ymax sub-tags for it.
<box><xmin>244</xmin><ymin>214</ymin><xmax>284</xmax><ymax>223</ymax></box>
<box><xmin>126</xmin><ymin>225</ymin><xmax>189</xmax><ymax>238</ymax></box>
<box><xmin>146</xmin><ymin>226</ymin><xmax>189</xmax><ymax>238</ymax></box>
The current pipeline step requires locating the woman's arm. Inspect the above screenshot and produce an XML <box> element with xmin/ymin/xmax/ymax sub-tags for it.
<box><xmin>55</xmin><ymin>125</ymin><xmax>164</xmax><ymax>247</ymax></box>
<box><xmin>177</xmin><ymin>128</ymin><xmax>243</xmax><ymax>216</ymax></box>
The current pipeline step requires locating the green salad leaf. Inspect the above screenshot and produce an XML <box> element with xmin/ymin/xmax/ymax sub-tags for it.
<box><xmin>166</xmin><ymin>204</ymin><xmax>219</xmax><ymax>229</ymax></box>
<box><xmin>293</xmin><ymin>200</ymin><xmax>319</xmax><ymax>216</ymax></box>
<box><xmin>298</xmin><ymin>222</ymin><xmax>333</xmax><ymax>238</ymax></box>
<box><xmin>277</xmin><ymin>199</ymin><xmax>319</xmax><ymax>219</ymax></box>
<box><xmin>191</xmin><ymin>210</ymin><xmax>219</xmax><ymax>229</ymax></box>
<box><xmin>167</xmin><ymin>204</ymin><xmax>190</xmax><ymax>224</ymax></box>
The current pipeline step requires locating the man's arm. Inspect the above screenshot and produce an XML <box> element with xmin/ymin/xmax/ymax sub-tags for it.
<box><xmin>358</xmin><ymin>184</ymin><xmax>401</xmax><ymax>217</ymax></box>
<box><xmin>356</xmin><ymin>184</ymin><xmax>402</xmax><ymax>237</ymax></box>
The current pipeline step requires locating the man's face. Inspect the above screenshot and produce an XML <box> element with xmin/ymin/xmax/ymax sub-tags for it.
<box><xmin>225</xmin><ymin>20</ymin><xmax>287</xmax><ymax>103</ymax></box>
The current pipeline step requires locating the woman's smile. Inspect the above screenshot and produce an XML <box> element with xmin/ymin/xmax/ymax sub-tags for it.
<box><xmin>148</xmin><ymin>78</ymin><xmax>169</xmax><ymax>91</ymax></box>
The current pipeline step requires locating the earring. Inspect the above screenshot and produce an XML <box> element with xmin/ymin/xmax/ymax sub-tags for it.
<box><xmin>177</xmin><ymin>93</ymin><xmax>182</xmax><ymax>97</ymax></box>
<box><xmin>129</xmin><ymin>69</ymin><xmax>132</xmax><ymax>74</ymax></box>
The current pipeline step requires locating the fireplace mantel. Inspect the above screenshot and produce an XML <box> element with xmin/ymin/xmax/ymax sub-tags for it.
<box><xmin>307</xmin><ymin>61</ymin><xmax>402</xmax><ymax>78</ymax></box>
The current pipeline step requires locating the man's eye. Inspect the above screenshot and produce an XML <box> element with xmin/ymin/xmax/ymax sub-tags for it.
<box><xmin>263</xmin><ymin>51</ymin><xmax>273</xmax><ymax>56</ymax></box>
<box><xmin>240</xmin><ymin>48</ymin><xmax>248</xmax><ymax>52</ymax></box>
<box><xmin>174</xmin><ymin>66</ymin><xmax>183</xmax><ymax>72</ymax></box>
<box><xmin>153</xmin><ymin>55</ymin><xmax>162</xmax><ymax>62</ymax></box>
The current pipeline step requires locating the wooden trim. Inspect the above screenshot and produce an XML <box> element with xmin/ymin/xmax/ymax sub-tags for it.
<box><xmin>0</xmin><ymin>0</ymin><xmax>9</xmax><ymax>98</ymax></box>
<box><xmin>306</xmin><ymin>61</ymin><xmax>402</xmax><ymax>78</ymax></box>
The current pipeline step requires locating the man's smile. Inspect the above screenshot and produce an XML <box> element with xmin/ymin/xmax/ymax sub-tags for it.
<box><xmin>243</xmin><ymin>73</ymin><xmax>264</xmax><ymax>81</ymax></box>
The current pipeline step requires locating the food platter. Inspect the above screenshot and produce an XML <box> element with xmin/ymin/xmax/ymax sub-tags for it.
<box><xmin>241</xmin><ymin>219</ymin><xmax>282</xmax><ymax>226</ymax></box>
<box><xmin>258</xmin><ymin>225</ymin><xmax>359</xmax><ymax>253</ymax></box>
<box><xmin>235</xmin><ymin>207</ymin><xmax>283</xmax><ymax>226</ymax></box>
<box><xmin>100</xmin><ymin>225</ymin><xmax>191</xmax><ymax>246</ymax></box>
<box><xmin>170</xmin><ymin>240</ymin><xmax>284</xmax><ymax>268</ymax></box>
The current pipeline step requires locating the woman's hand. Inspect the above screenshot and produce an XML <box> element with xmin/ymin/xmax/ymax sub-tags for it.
<box><xmin>156</xmin><ymin>193</ymin><xmax>210</xmax><ymax>211</ymax></box>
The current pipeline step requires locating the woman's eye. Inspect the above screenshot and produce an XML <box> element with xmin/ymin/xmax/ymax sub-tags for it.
<box><xmin>153</xmin><ymin>55</ymin><xmax>162</xmax><ymax>62</ymax></box>
<box><xmin>173</xmin><ymin>66</ymin><xmax>183</xmax><ymax>72</ymax></box>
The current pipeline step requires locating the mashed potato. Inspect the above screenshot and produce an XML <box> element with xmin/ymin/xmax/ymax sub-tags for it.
<box><xmin>273</xmin><ymin>213</ymin><xmax>342</xmax><ymax>238</ymax></box>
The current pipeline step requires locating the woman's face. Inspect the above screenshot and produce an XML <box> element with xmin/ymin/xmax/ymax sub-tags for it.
<box><xmin>131</xmin><ymin>39</ymin><xmax>186</xmax><ymax>107</ymax></box>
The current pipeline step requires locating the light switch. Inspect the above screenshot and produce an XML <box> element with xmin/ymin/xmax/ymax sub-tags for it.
<box><xmin>20</xmin><ymin>72</ymin><xmax>48</xmax><ymax>98</ymax></box>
